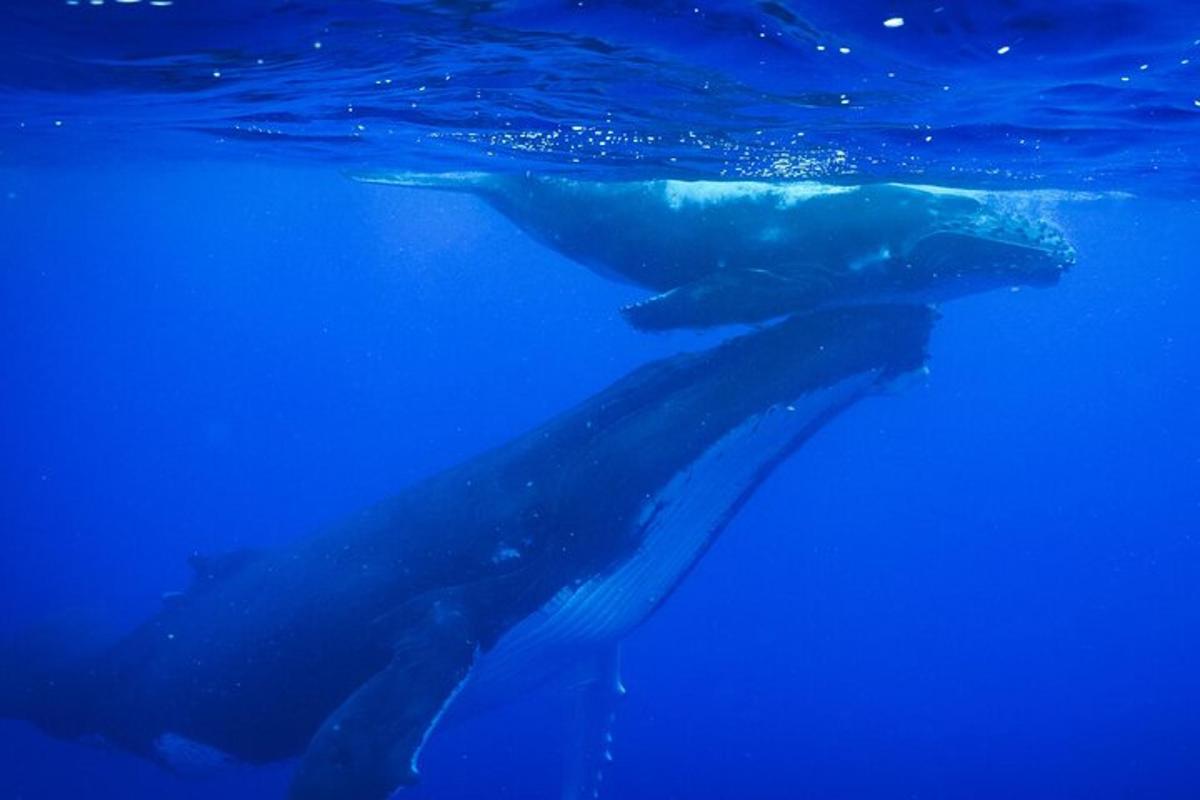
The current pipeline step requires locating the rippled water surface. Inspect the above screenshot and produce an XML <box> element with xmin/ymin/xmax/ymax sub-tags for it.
<box><xmin>3</xmin><ymin>0</ymin><xmax>1199</xmax><ymax>190</ymax></box>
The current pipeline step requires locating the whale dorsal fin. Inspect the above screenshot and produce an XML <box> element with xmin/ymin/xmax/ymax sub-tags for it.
<box><xmin>289</xmin><ymin>586</ymin><xmax>482</xmax><ymax>800</ymax></box>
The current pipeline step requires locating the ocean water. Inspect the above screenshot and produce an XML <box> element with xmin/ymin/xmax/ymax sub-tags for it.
<box><xmin>1</xmin><ymin>2</ymin><xmax>1199</xmax><ymax>799</ymax></box>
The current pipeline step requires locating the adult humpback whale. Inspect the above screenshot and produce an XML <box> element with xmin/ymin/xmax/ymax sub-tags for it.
<box><xmin>357</xmin><ymin>173</ymin><xmax>1075</xmax><ymax>329</ymax></box>
<box><xmin>2</xmin><ymin>305</ymin><xmax>933</xmax><ymax>800</ymax></box>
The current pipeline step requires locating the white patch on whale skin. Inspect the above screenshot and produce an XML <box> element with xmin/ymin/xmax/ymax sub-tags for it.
<box><xmin>454</xmin><ymin>370</ymin><xmax>884</xmax><ymax>714</ymax></box>
<box><xmin>848</xmin><ymin>245</ymin><xmax>892</xmax><ymax>272</ymax></box>
<box><xmin>757</xmin><ymin>225</ymin><xmax>785</xmax><ymax>243</ymax></box>
<box><xmin>352</xmin><ymin>172</ymin><xmax>1126</xmax><ymax>212</ymax></box>
<box><xmin>408</xmin><ymin>647</ymin><xmax>479</xmax><ymax>778</ymax></box>
<box><xmin>350</xmin><ymin>170</ymin><xmax>490</xmax><ymax>189</ymax></box>
<box><xmin>154</xmin><ymin>732</ymin><xmax>236</xmax><ymax>776</ymax></box>
<box><xmin>656</xmin><ymin>177</ymin><xmax>1117</xmax><ymax>220</ymax></box>
<box><xmin>491</xmin><ymin>544</ymin><xmax>522</xmax><ymax>564</ymax></box>
<box><xmin>660</xmin><ymin>179</ymin><xmax>857</xmax><ymax>210</ymax></box>
<box><xmin>888</xmin><ymin>181</ymin><xmax>1126</xmax><ymax>205</ymax></box>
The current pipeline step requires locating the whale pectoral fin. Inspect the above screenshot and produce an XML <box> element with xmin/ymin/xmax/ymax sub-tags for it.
<box><xmin>562</xmin><ymin>647</ymin><xmax>626</xmax><ymax>800</ymax></box>
<box><xmin>620</xmin><ymin>269</ymin><xmax>831</xmax><ymax>330</ymax></box>
<box><xmin>290</xmin><ymin>593</ymin><xmax>480</xmax><ymax>800</ymax></box>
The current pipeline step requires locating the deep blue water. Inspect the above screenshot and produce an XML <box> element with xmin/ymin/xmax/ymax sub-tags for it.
<box><xmin>2</xmin><ymin>3</ymin><xmax>1199</xmax><ymax>799</ymax></box>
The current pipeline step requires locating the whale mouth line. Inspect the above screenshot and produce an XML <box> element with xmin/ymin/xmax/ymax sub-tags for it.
<box><xmin>902</xmin><ymin>229</ymin><xmax>1073</xmax><ymax>294</ymax></box>
<box><xmin>920</xmin><ymin>221</ymin><xmax>1077</xmax><ymax>271</ymax></box>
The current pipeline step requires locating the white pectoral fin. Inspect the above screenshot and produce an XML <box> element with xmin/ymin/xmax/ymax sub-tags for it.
<box><xmin>153</xmin><ymin>732</ymin><xmax>237</xmax><ymax>776</ymax></box>
<box><xmin>620</xmin><ymin>268</ymin><xmax>833</xmax><ymax>331</ymax></box>
<box><xmin>290</xmin><ymin>590</ymin><xmax>480</xmax><ymax>800</ymax></box>
<box><xmin>561</xmin><ymin>646</ymin><xmax>626</xmax><ymax>800</ymax></box>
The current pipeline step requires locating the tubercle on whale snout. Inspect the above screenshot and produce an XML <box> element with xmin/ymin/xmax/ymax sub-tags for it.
<box><xmin>933</xmin><ymin>210</ymin><xmax>1077</xmax><ymax>272</ymax></box>
<box><xmin>940</xmin><ymin>206</ymin><xmax>1075</xmax><ymax>253</ymax></box>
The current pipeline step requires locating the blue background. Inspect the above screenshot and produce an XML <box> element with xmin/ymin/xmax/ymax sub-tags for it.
<box><xmin>1</xmin><ymin>164</ymin><xmax>1198</xmax><ymax>799</ymax></box>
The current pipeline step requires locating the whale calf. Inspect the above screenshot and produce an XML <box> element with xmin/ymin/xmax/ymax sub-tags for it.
<box><xmin>2</xmin><ymin>305</ymin><xmax>933</xmax><ymax>800</ymax></box>
<box><xmin>357</xmin><ymin>173</ymin><xmax>1076</xmax><ymax>329</ymax></box>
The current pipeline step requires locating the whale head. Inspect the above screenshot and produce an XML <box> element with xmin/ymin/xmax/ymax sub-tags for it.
<box><xmin>895</xmin><ymin>198</ymin><xmax>1076</xmax><ymax>301</ymax></box>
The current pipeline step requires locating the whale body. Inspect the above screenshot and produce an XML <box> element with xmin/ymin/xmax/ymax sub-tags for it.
<box><xmin>357</xmin><ymin>173</ymin><xmax>1076</xmax><ymax>329</ymax></box>
<box><xmin>2</xmin><ymin>305</ymin><xmax>933</xmax><ymax>800</ymax></box>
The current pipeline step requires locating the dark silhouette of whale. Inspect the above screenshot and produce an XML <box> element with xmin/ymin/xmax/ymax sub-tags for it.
<box><xmin>357</xmin><ymin>173</ymin><xmax>1075</xmax><ymax>330</ymax></box>
<box><xmin>3</xmin><ymin>305</ymin><xmax>932</xmax><ymax>800</ymax></box>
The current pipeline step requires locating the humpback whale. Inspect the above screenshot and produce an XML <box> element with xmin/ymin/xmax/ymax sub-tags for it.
<box><xmin>2</xmin><ymin>305</ymin><xmax>933</xmax><ymax>800</ymax></box>
<box><xmin>356</xmin><ymin>173</ymin><xmax>1075</xmax><ymax>330</ymax></box>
